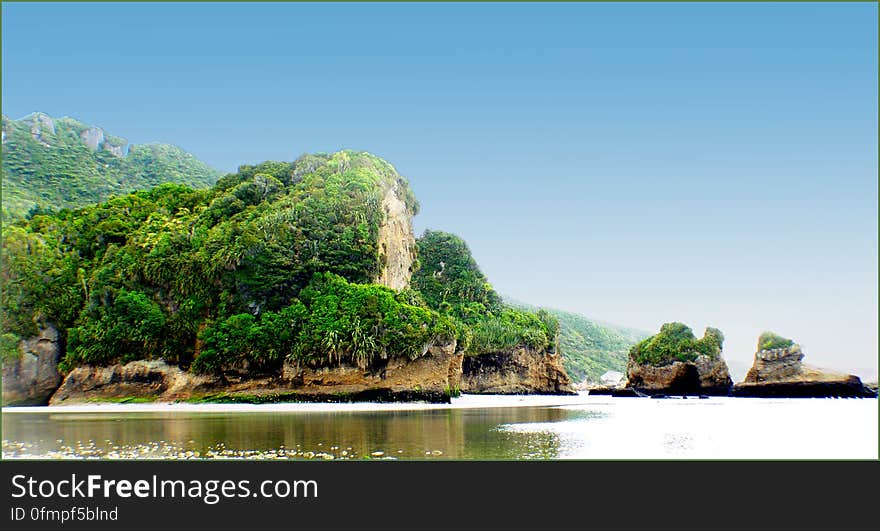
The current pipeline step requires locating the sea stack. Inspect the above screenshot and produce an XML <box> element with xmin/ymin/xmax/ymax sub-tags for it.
<box><xmin>732</xmin><ymin>332</ymin><xmax>876</xmax><ymax>398</ymax></box>
<box><xmin>624</xmin><ymin>322</ymin><xmax>733</xmax><ymax>396</ymax></box>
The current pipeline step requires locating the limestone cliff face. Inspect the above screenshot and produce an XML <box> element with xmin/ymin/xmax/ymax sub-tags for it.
<box><xmin>49</xmin><ymin>339</ymin><xmax>577</xmax><ymax>404</ymax></box>
<box><xmin>24</xmin><ymin>112</ymin><xmax>56</xmax><ymax>146</ymax></box>
<box><xmin>626</xmin><ymin>355</ymin><xmax>733</xmax><ymax>395</ymax></box>
<box><xmin>282</xmin><ymin>338</ymin><xmax>460</xmax><ymax>401</ymax></box>
<box><xmin>79</xmin><ymin>126</ymin><xmax>105</xmax><ymax>151</ymax></box>
<box><xmin>373</xmin><ymin>180</ymin><xmax>416</xmax><ymax>291</ymax></box>
<box><xmin>50</xmin><ymin>360</ymin><xmax>218</xmax><ymax>404</ymax></box>
<box><xmin>77</xmin><ymin>126</ymin><xmax>127</xmax><ymax>157</ymax></box>
<box><xmin>741</xmin><ymin>346</ymin><xmax>805</xmax><ymax>383</ymax></box>
<box><xmin>460</xmin><ymin>346</ymin><xmax>575</xmax><ymax>395</ymax></box>
<box><xmin>5</xmin><ymin>112</ymin><xmax>131</xmax><ymax>156</ymax></box>
<box><xmin>2</xmin><ymin>325</ymin><xmax>64</xmax><ymax>406</ymax></box>
<box><xmin>49</xmin><ymin>339</ymin><xmax>462</xmax><ymax>405</ymax></box>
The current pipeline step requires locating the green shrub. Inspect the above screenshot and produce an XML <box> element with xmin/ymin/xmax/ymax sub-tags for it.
<box><xmin>192</xmin><ymin>302</ymin><xmax>306</xmax><ymax>374</ymax></box>
<box><xmin>467</xmin><ymin>308</ymin><xmax>556</xmax><ymax>356</ymax></box>
<box><xmin>412</xmin><ymin>230</ymin><xmax>502</xmax><ymax>312</ymax></box>
<box><xmin>3</xmin><ymin>150</ymin><xmax>422</xmax><ymax>373</ymax></box>
<box><xmin>757</xmin><ymin>331</ymin><xmax>794</xmax><ymax>351</ymax></box>
<box><xmin>630</xmin><ymin>322</ymin><xmax>725</xmax><ymax>366</ymax></box>
<box><xmin>290</xmin><ymin>273</ymin><xmax>456</xmax><ymax>368</ymax></box>
<box><xmin>61</xmin><ymin>289</ymin><xmax>166</xmax><ymax>370</ymax></box>
<box><xmin>506</xmin><ymin>300</ymin><xmax>648</xmax><ymax>382</ymax></box>
<box><xmin>192</xmin><ymin>273</ymin><xmax>456</xmax><ymax>374</ymax></box>
<box><xmin>696</xmin><ymin>327</ymin><xmax>724</xmax><ymax>357</ymax></box>
<box><xmin>0</xmin><ymin>333</ymin><xmax>21</xmax><ymax>361</ymax></box>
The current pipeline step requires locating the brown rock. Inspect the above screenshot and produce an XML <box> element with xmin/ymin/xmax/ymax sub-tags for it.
<box><xmin>742</xmin><ymin>346</ymin><xmax>805</xmax><ymax>383</ymax></box>
<box><xmin>626</xmin><ymin>355</ymin><xmax>732</xmax><ymax>396</ymax></box>
<box><xmin>49</xmin><ymin>360</ymin><xmax>218</xmax><ymax>404</ymax></box>
<box><xmin>2</xmin><ymin>325</ymin><xmax>63</xmax><ymax>406</ymax></box>
<box><xmin>373</xmin><ymin>180</ymin><xmax>416</xmax><ymax>291</ymax></box>
<box><xmin>733</xmin><ymin>345</ymin><xmax>874</xmax><ymax>397</ymax></box>
<box><xmin>283</xmin><ymin>338</ymin><xmax>461</xmax><ymax>401</ymax></box>
<box><xmin>50</xmin><ymin>339</ymin><xmax>463</xmax><ymax>404</ymax></box>
<box><xmin>460</xmin><ymin>346</ymin><xmax>575</xmax><ymax>395</ymax></box>
<box><xmin>48</xmin><ymin>338</ymin><xmax>583</xmax><ymax>404</ymax></box>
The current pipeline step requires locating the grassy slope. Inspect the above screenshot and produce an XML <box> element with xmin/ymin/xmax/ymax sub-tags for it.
<box><xmin>1</xmin><ymin>113</ymin><xmax>220</xmax><ymax>219</ymax></box>
<box><xmin>505</xmin><ymin>297</ymin><xmax>648</xmax><ymax>383</ymax></box>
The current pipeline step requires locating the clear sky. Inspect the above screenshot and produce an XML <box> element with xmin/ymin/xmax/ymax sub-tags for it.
<box><xmin>3</xmin><ymin>2</ymin><xmax>877</xmax><ymax>379</ymax></box>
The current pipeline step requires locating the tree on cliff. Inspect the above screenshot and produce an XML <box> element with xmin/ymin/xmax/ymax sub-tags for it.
<box><xmin>411</xmin><ymin>230</ymin><xmax>502</xmax><ymax>312</ymax></box>
<box><xmin>412</xmin><ymin>230</ymin><xmax>556</xmax><ymax>356</ymax></box>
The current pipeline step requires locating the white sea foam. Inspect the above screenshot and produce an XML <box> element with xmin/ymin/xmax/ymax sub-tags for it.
<box><xmin>499</xmin><ymin>396</ymin><xmax>879</xmax><ymax>459</ymax></box>
<box><xmin>1</xmin><ymin>392</ymin><xmax>592</xmax><ymax>414</ymax></box>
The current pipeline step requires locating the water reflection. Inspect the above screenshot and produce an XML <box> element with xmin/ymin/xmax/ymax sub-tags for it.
<box><xmin>2</xmin><ymin>406</ymin><xmax>602</xmax><ymax>460</ymax></box>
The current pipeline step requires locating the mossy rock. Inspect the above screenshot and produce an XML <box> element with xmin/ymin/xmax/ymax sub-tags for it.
<box><xmin>757</xmin><ymin>331</ymin><xmax>794</xmax><ymax>351</ymax></box>
<box><xmin>629</xmin><ymin>322</ymin><xmax>725</xmax><ymax>366</ymax></box>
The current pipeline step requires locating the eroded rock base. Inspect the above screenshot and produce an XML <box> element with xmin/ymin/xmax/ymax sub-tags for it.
<box><xmin>461</xmin><ymin>347</ymin><xmax>575</xmax><ymax>395</ymax></box>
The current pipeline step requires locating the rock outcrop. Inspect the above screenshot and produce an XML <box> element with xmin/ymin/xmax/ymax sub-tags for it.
<box><xmin>580</xmin><ymin>370</ymin><xmax>626</xmax><ymax>394</ymax></box>
<box><xmin>1</xmin><ymin>325</ymin><xmax>63</xmax><ymax>406</ymax></box>
<box><xmin>49</xmin><ymin>340</ymin><xmax>464</xmax><ymax>405</ymax></box>
<box><xmin>47</xmin><ymin>340</ymin><xmax>576</xmax><ymax>404</ymax></box>
<box><xmin>103</xmin><ymin>140</ymin><xmax>127</xmax><ymax>158</ymax></box>
<box><xmin>742</xmin><ymin>344</ymin><xmax>804</xmax><ymax>383</ymax></box>
<box><xmin>49</xmin><ymin>360</ymin><xmax>217</xmax><ymax>404</ymax></box>
<box><xmin>79</xmin><ymin>126</ymin><xmax>105</xmax><ymax>151</ymax></box>
<box><xmin>282</xmin><ymin>339</ymin><xmax>461</xmax><ymax>402</ymax></box>
<box><xmin>733</xmin><ymin>337</ymin><xmax>876</xmax><ymax>398</ymax></box>
<box><xmin>460</xmin><ymin>346</ymin><xmax>575</xmax><ymax>395</ymax></box>
<box><xmin>374</xmin><ymin>180</ymin><xmax>416</xmax><ymax>291</ymax></box>
<box><xmin>600</xmin><ymin>370</ymin><xmax>625</xmax><ymax>386</ymax></box>
<box><xmin>626</xmin><ymin>355</ymin><xmax>733</xmax><ymax>396</ymax></box>
<box><xmin>22</xmin><ymin>112</ymin><xmax>56</xmax><ymax>145</ymax></box>
<box><xmin>623</xmin><ymin>323</ymin><xmax>733</xmax><ymax>395</ymax></box>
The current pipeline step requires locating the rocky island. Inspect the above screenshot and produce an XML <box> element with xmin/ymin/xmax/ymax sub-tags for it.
<box><xmin>619</xmin><ymin>322</ymin><xmax>733</xmax><ymax>396</ymax></box>
<box><xmin>597</xmin><ymin>327</ymin><xmax>877</xmax><ymax>399</ymax></box>
<box><xmin>2</xmin><ymin>150</ymin><xmax>573</xmax><ymax>405</ymax></box>
<box><xmin>732</xmin><ymin>332</ymin><xmax>876</xmax><ymax>398</ymax></box>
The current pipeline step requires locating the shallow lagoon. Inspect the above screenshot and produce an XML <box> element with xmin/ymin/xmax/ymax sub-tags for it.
<box><xmin>3</xmin><ymin>394</ymin><xmax>876</xmax><ymax>459</ymax></box>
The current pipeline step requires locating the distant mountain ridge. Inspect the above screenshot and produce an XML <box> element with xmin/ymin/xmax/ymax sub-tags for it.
<box><xmin>1</xmin><ymin>112</ymin><xmax>220</xmax><ymax>219</ymax></box>
<box><xmin>504</xmin><ymin>297</ymin><xmax>649</xmax><ymax>383</ymax></box>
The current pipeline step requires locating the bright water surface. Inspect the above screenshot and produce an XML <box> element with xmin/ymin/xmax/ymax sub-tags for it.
<box><xmin>3</xmin><ymin>394</ymin><xmax>877</xmax><ymax>459</ymax></box>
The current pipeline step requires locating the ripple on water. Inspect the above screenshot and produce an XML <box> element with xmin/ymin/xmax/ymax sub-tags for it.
<box><xmin>1</xmin><ymin>439</ymin><xmax>415</xmax><ymax>460</ymax></box>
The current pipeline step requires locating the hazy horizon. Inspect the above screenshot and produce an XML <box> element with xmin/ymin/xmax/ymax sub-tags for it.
<box><xmin>3</xmin><ymin>3</ymin><xmax>877</xmax><ymax>380</ymax></box>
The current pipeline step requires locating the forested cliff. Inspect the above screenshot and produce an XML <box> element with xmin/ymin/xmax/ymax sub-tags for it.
<box><xmin>2</xmin><ymin>150</ymin><xmax>571</xmax><ymax>403</ymax></box>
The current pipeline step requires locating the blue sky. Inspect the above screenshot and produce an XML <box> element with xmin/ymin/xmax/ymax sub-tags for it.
<box><xmin>3</xmin><ymin>2</ymin><xmax>877</xmax><ymax>378</ymax></box>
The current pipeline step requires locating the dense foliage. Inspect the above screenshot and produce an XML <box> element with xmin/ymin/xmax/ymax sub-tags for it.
<box><xmin>508</xmin><ymin>299</ymin><xmax>648</xmax><ymax>383</ymax></box>
<box><xmin>1</xmin><ymin>113</ymin><xmax>220</xmax><ymax>219</ymax></box>
<box><xmin>757</xmin><ymin>331</ymin><xmax>794</xmax><ymax>351</ymax></box>
<box><xmin>412</xmin><ymin>230</ymin><xmax>501</xmax><ymax>312</ymax></box>
<box><xmin>194</xmin><ymin>273</ymin><xmax>456</xmax><ymax>373</ymax></box>
<box><xmin>412</xmin><ymin>230</ymin><xmax>555</xmax><ymax>356</ymax></box>
<box><xmin>2</xmin><ymin>150</ymin><xmax>427</xmax><ymax>372</ymax></box>
<box><xmin>629</xmin><ymin>322</ymin><xmax>725</xmax><ymax>366</ymax></box>
<box><xmin>2</xmin><ymin>147</ymin><xmax>561</xmax><ymax>376</ymax></box>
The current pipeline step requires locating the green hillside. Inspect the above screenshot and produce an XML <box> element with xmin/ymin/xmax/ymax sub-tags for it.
<box><xmin>1</xmin><ymin>151</ymin><xmax>556</xmax><ymax>380</ymax></box>
<box><xmin>506</xmin><ymin>298</ymin><xmax>648</xmax><ymax>383</ymax></box>
<box><xmin>1</xmin><ymin>112</ymin><xmax>220</xmax><ymax>220</ymax></box>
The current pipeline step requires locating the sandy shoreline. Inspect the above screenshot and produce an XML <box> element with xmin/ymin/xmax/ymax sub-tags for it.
<box><xmin>1</xmin><ymin>393</ymin><xmax>595</xmax><ymax>414</ymax></box>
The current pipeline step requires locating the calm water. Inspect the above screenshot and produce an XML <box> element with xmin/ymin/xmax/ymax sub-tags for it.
<box><xmin>2</xmin><ymin>394</ymin><xmax>877</xmax><ymax>459</ymax></box>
